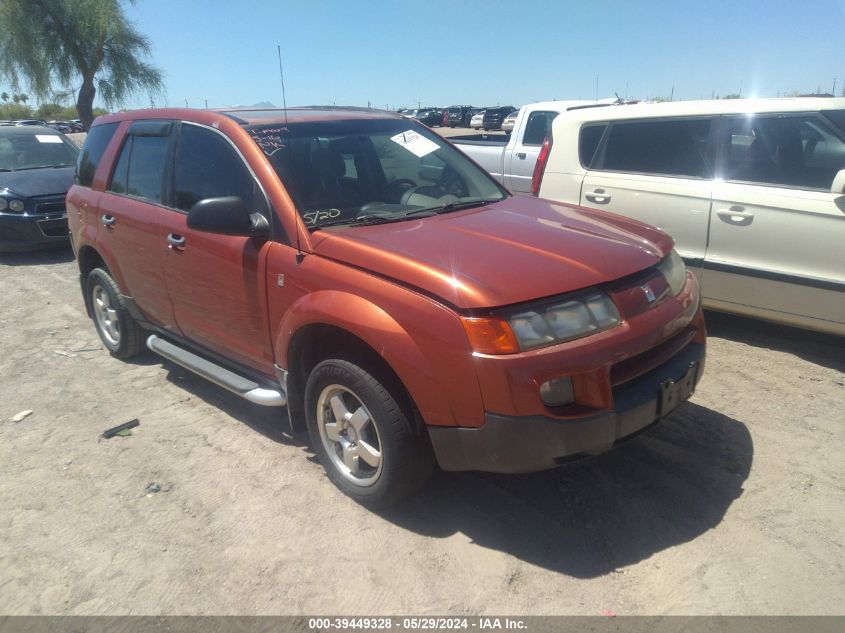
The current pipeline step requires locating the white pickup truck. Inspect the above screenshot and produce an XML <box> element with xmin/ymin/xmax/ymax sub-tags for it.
<box><xmin>449</xmin><ymin>100</ymin><xmax>595</xmax><ymax>193</ymax></box>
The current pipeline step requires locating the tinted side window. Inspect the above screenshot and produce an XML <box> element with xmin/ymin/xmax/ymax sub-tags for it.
<box><xmin>825</xmin><ymin>110</ymin><xmax>845</xmax><ymax>133</ymax></box>
<box><xmin>579</xmin><ymin>124</ymin><xmax>607</xmax><ymax>168</ymax></box>
<box><xmin>107</xmin><ymin>134</ymin><xmax>169</xmax><ymax>202</ymax></box>
<box><xmin>603</xmin><ymin>119</ymin><xmax>712</xmax><ymax>178</ymax></box>
<box><xmin>75</xmin><ymin>122</ymin><xmax>118</xmax><ymax>187</ymax></box>
<box><xmin>522</xmin><ymin>111</ymin><xmax>558</xmax><ymax>146</ymax></box>
<box><xmin>174</xmin><ymin>124</ymin><xmax>263</xmax><ymax>213</ymax></box>
<box><xmin>108</xmin><ymin>137</ymin><xmax>131</xmax><ymax>195</ymax></box>
<box><xmin>724</xmin><ymin>114</ymin><xmax>845</xmax><ymax>190</ymax></box>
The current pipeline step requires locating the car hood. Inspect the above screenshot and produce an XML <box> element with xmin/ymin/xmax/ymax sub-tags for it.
<box><xmin>0</xmin><ymin>166</ymin><xmax>74</xmax><ymax>198</ymax></box>
<box><xmin>310</xmin><ymin>197</ymin><xmax>674</xmax><ymax>310</ymax></box>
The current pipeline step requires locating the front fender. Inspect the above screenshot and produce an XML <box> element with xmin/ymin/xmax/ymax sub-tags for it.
<box><xmin>275</xmin><ymin>290</ymin><xmax>483</xmax><ymax>427</ymax></box>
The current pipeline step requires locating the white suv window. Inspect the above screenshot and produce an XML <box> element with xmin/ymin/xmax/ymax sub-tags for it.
<box><xmin>723</xmin><ymin>114</ymin><xmax>845</xmax><ymax>190</ymax></box>
<box><xmin>600</xmin><ymin>118</ymin><xmax>712</xmax><ymax>178</ymax></box>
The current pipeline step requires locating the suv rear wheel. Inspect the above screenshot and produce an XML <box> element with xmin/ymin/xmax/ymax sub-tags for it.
<box><xmin>304</xmin><ymin>358</ymin><xmax>434</xmax><ymax>507</ymax></box>
<box><xmin>87</xmin><ymin>267</ymin><xmax>145</xmax><ymax>358</ymax></box>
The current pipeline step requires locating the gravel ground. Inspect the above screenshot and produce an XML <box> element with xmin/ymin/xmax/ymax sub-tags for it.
<box><xmin>0</xmin><ymin>140</ymin><xmax>843</xmax><ymax>615</ymax></box>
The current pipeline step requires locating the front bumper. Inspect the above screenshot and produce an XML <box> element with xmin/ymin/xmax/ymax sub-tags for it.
<box><xmin>429</xmin><ymin>341</ymin><xmax>704</xmax><ymax>473</ymax></box>
<box><xmin>0</xmin><ymin>212</ymin><xmax>69</xmax><ymax>251</ymax></box>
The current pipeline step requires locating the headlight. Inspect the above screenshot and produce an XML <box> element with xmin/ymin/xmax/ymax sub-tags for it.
<box><xmin>8</xmin><ymin>199</ymin><xmax>25</xmax><ymax>213</ymax></box>
<box><xmin>508</xmin><ymin>291</ymin><xmax>620</xmax><ymax>350</ymax></box>
<box><xmin>462</xmin><ymin>290</ymin><xmax>620</xmax><ymax>354</ymax></box>
<box><xmin>0</xmin><ymin>198</ymin><xmax>7</xmax><ymax>211</ymax></box>
<box><xmin>657</xmin><ymin>250</ymin><xmax>686</xmax><ymax>296</ymax></box>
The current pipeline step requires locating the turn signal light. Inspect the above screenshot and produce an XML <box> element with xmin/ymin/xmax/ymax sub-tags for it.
<box><xmin>461</xmin><ymin>317</ymin><xmax>520</xmax><ymax>355</ymax></box>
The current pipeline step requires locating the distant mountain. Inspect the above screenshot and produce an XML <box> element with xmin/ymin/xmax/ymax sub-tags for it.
<box><xmin>228</xmin><ymin>101</ymin><xmax>278</xmax><ymax>109</ymax></box>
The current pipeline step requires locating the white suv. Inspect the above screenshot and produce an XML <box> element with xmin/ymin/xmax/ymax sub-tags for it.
<box><xmin>536</xmin><ymin>98</ymin><xmax>845</xmax><ymax>336</ymax></box>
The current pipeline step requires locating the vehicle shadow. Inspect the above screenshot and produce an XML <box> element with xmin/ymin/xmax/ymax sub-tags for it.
<box><xmin>380</xmin><ymin>402</ymin><xmax>752</xmax><ymax>578</ymax></box>
<box><xmin>150</xmin><ymin>355</ymin><xmax>752</xmax><ymax>579</ymax></box>
<box><xmin>0</xmin><ymin>244</ymin><xmax>74</xmax><ymax>266</ymax></box>
<box><xmin>704</xmin><ymin>310</ymin><xmax>845</xmax><ymax>372</ymax></box>
<box><xmin>157</xmin><ymin>359</ymin><xmax>302</xmax><ymax>448</ymax></box>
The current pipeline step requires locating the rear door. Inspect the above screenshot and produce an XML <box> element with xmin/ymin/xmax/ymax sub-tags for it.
<box><xmin>705</xmin><ymin>111</ymin><xmax>845</xmax><ymax>331</ymax></box>
<box><xmin>580</xmin><ymin>117</ymin><xmax>715</xmax><ymax>268</ymax></box>
<box><xmin>96</xmin><ymin>120</ymin><xmax>176</xmax><ymax>329</ymax></box>
<box><xmin>505</xmin><ymin>109</ymin><xmax>558</xmax><ymax>193</ymax></box>
<box><xmin>157</xmin><ymin>121</ymin><xmax>278</xmax><ymax>374</ymax></box>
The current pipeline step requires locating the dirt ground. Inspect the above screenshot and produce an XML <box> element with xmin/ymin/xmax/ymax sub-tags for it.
<box><xmin>1</xmin><ymin>240</ymin><xmax>844</xmax><ymax>613</ymax></box>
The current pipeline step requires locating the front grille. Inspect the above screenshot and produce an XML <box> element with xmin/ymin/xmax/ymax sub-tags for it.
<box><xmin>37</xmin><ymin>218</ymin><xmax>69</xmax><ymax>237</ymax></box>
<box><xmin>34</xmin><ymin>201</ymin><xmax>66</xmax><ymax>215</ymax></box>
<box><xmin>610</xmin><ymin>326</ymin><xmax>695</xmax><ymax>386</ymax></box>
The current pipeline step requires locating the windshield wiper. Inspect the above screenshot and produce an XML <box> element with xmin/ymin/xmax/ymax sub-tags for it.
<box><xmin>15</xmin><ymin>164</ymin><xmax>73</xmax><ymax>171</ymax></box>
<box><xmin>413</xmin><ymin>198</ymin><xmax>500</xmax><ymax>215</ymax></box>
<box><xmin>311</xmin><ymin>214</ymin><xmax>401</xmax><ymax>230</ymax></box>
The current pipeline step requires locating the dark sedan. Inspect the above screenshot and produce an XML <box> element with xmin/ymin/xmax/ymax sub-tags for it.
<box><xmin>410</xmin><ymin>108</ymin><xmax>444</xmax><ymax>127</ymax></box>
<box><xmin>0</xmin><ymin>125</ymin><xmax>79</xmax><ymax>251</ymax></box>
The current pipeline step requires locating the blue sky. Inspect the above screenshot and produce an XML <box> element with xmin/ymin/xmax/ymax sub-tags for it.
<box><xmin>118</xmin><ymin>0</ymin><xmax>845</xmax><ymax>110</ymax></box>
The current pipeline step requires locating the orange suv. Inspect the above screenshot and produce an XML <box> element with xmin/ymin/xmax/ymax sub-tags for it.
<box><xmin>68</xmin><ymin>107</ymin><xmax>706</xmax><ymax>507</ymax></box>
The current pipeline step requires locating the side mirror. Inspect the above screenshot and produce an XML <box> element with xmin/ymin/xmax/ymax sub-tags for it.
<box><xmin>831</xmin><ymin>169</ymin><xmax>845</xmax><ymax>194</ymax></box>
<box><xmin>187</xmin><ymin>196</ymin><xmax>269</xmax><ymax>238</ymax></box>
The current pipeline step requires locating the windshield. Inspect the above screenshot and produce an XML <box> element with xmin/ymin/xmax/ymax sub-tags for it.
<box><xmin>248</xmin><ymin>118</ymin><xmax>507</xmax><ymax>229</ymax></box>
<box><xmin>0</xmin><ymin>132</ymin><xmax>79</xmax><ymax>171</ymax></box>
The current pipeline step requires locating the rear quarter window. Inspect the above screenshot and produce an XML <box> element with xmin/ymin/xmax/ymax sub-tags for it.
<box><xmin>579</xmin><ymin>124</ymin><xmax>607</xmax><ymax>168</ymax></box>
<box><xmin>75</xmin><ymin>122</ymin><xmax>119</xmax><ymax>187</ymax></box>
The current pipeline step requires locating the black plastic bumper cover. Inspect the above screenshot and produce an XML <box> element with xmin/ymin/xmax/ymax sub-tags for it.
<box><xmin>429</xmin><ymin>342</ymin><xmax>705</xmax><ymax>473</ymax></box>
<box><xmin>0</xmin><ymin>214</ymin><xmax>69</xmax><ymax>250</ymax></box>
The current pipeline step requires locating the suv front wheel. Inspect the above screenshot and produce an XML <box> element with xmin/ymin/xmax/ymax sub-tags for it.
<box><xmin>86</xmin><ymin>267</ymin><xmax>145</xmax><ymax>359</ymax></box>
<box><xmin>304</xmin><ymin>358</ymin><xmax>435</xmax><ymax>507</ymax></box>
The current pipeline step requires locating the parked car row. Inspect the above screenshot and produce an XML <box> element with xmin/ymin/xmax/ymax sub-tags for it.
<box><xmin>399</xmin><ymin>105</ymin><xmax>519</xmax><ymax>131</ymax></box>
<box><xmin>0</xmin><ymin>119</ymin><xmax>84</xmax><ymax>134</ymax></box>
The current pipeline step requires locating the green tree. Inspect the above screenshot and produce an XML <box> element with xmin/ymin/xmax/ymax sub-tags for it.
<box><xmin>0</xmin><ymin>103</ymin><xmax>32</xmax><ymax>120</ymax></box>
<box><xmin>0</xmin><ymin>92</ymin><xmax>7</xmax><ymax>102</ymax></box>
<box><xmin>0</xmin><ymin>0</ymin><xmax>163</xmax><ymax>129</ymax></box>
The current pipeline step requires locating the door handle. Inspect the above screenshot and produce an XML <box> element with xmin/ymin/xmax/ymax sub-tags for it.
<box><xmin>167</xmin><ymin>233</ymin><xmax>186</xmax><ymax>249</ymax></box>
<box><xmin>516</xmin><ymin>152</ymin><xmax>527</xmax><ymax>159</ymax></box>
<box><xmin>584</xmin><ymin>189</ymin><xmax>611</xmax><ymax>204</ymax></box>
<box><xmin>716</xmin><ymin>206</ymin><xmax>754</xmax><ymax>226</ymax></box>
<box><xmin>101</xmin><ymin>214</ymin><xmax>115</xmax><ymax>227</ymax></box>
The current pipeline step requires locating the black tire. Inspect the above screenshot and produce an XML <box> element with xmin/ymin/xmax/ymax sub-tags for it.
<box><xmin>305</xmin><ymin>358</ymin><xmax>435</xmax><ymax>508</ymax></box>
<box><xmin>86</xmin><ymin>267</ymin><xmax>145</xmax><ymax>358</ymax></box>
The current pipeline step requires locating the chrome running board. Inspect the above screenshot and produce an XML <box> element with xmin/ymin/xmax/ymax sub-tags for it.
<box><xmin>146</xmin><ymin>334</ymin><xmax>286</xmax><ymax>407</ymax></box>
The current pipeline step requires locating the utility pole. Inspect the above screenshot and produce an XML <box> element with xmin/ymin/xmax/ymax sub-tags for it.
<box><xmin>184</xmin><ymin>98</ymin><xmax>188</xmax><ymax>108</ymax></box>
<box><xmin>204</xmin><ymin>99</ymin><xmax>208</xmax><ymax>110</ymax></box>
<box><xmin>670</xmin><ymin>85</ymin><xmax>674</xmax><ymax>101</ymax></box>
<box><xmin>832</xmin><ymin>78</ymin><xmax>837</xmax><ymax>95</ymax></box>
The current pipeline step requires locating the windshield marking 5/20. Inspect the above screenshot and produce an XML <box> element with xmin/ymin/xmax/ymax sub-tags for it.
<box><xmin>247</xmin><ymin>118</ymin><xmax>507</xmax><ymax>230</ymax></box>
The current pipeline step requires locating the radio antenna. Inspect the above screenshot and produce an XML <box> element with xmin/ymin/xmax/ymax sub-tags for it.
<box><xmin>277</xmin><ymin>44</ymin><xmax>289</xmax><ymax>127</ymax></box>
<box><xmin>277</xmin><ymin>45</ymin><xmax>303</xmax><ymax>262</ymax></box>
